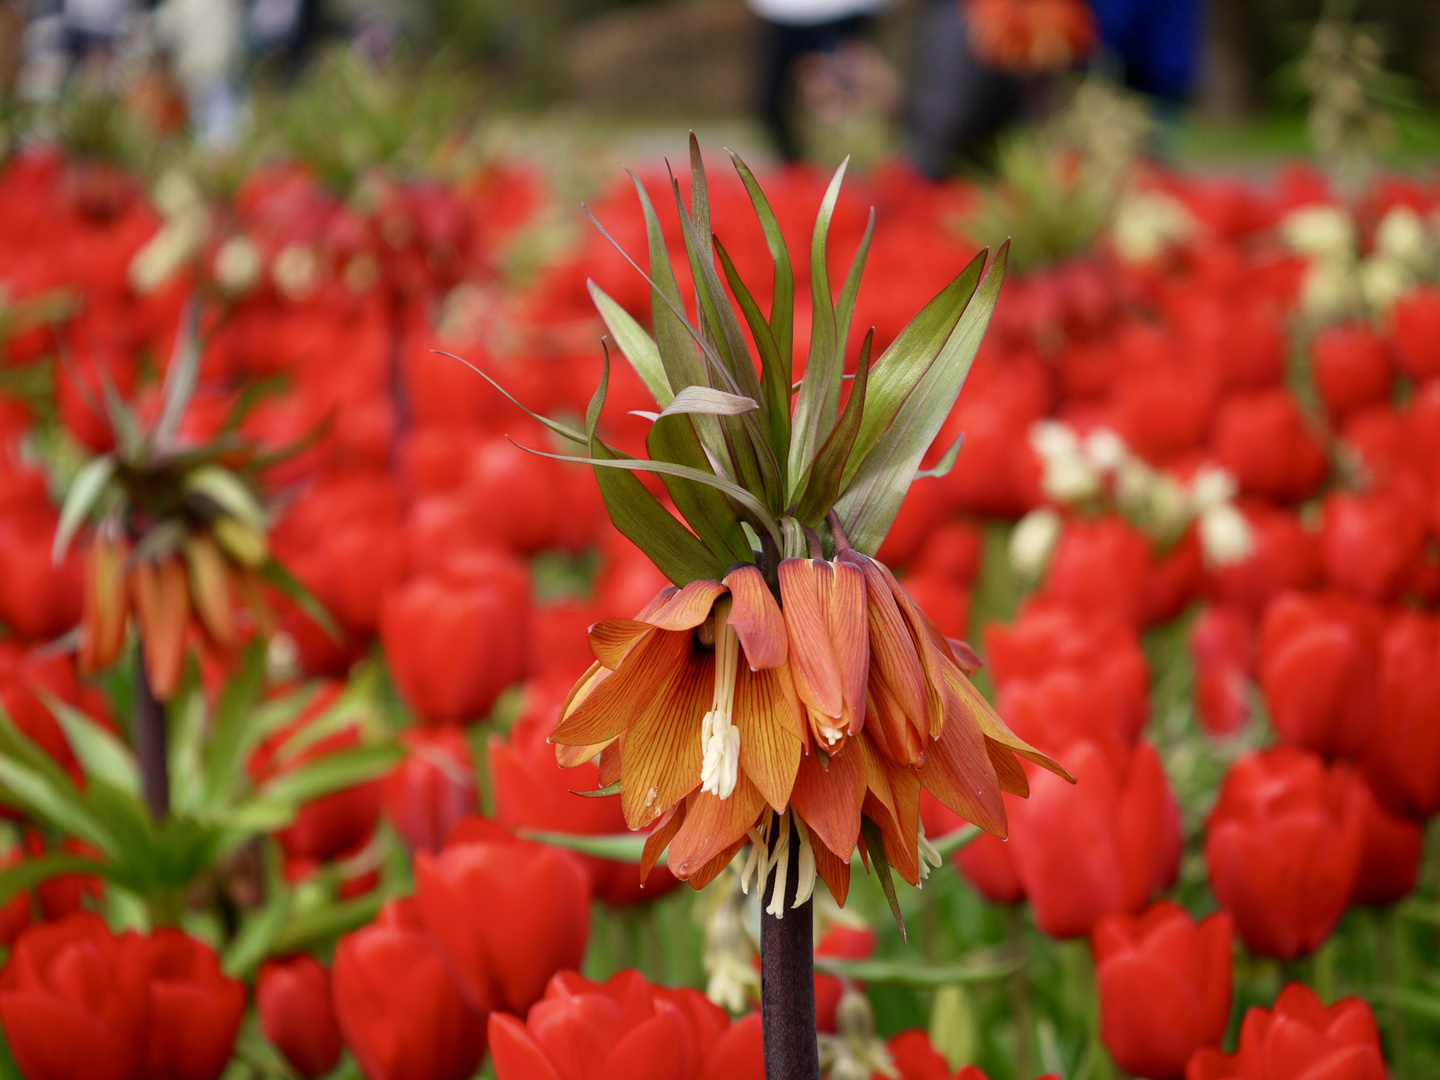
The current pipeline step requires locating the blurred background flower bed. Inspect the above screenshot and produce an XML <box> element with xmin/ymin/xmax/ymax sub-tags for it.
<box><xmin>0</xmin><ymin>1</ymin><xmax>1438</xmax><ymax>1079</ymax></box>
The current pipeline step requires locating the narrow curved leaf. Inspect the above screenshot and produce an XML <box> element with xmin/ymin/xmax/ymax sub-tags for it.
<box><xmin>253</xmin><ymin>743</ymin><xmax>404</xmax><ymax>807</ymax></box>
<box><xmin>587</xmin><ymin>282</ymin><xmax>672</xmax><ymax>407</ymax></box>
<box><xmin>834</xmin><ymin>209</ymin><xmax>876</xmax><ymax>372</ymax></box>
<box><xmin>52</xmin><ymin>455</ymin><xmax>115</xmax><ymax>563</ymax></box>
<box><xmin>432</xmin><ymin>350</ymin><xmax>587</xmax><ymax>445</ymax></box>
<box><xmin>0</xmin><ymin>853</ymin><xmax>113</xmax><ymax>908</ymax></box>
<box><xmin>728</xmin><ymin>150</ymin><xmax>794</xmax><ymax>376</ymax></box>
<box><xmin>647</xmin><ymin>414</ymin><xmax>754</xmax><ymax>566</ymax></box>
<box><xmin>915</xmin><ymin>433</ymin><xmax>965</xmax><ymax>481</ymax></box>
<box><xmin>516</xmin><ymin>829</ymin><xmax>653</xmax><ymax>864</ymax></box>
<box><xmin>715</xmin><ymin>235</ymin><xmax>790</xmax><ymax>481</ymax></box>
<box><xmin>794</xmin><ymin>328</ymin><xmax>873</xmax><ymax>526</ymax></box>
<box><xmin>861</xmin><ymin>814</ymin><xmax>906</xmax><ymax>941</ymax></box>
<box><xmin>42</xmin><ymin>693</ymin><xmax>139</xmax><ymax>797</ymax></box>
<box><xmin>815</xmin><ymin>945</ymin><xmax>1023</xmax><ymax>987</ymax></box>
<box><xmin>658</xmin><ymin>386</ymin><xmax>759</xmax><ymax>419</ymax></box>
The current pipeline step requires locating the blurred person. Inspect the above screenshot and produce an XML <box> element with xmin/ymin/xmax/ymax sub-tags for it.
<box><xmin>155</xmin><ymin>0</ymin><xmax>244</xmax><ymax>147</ymax></box>
<box><xmin>748</xmin><ymin>0</ymin><xmax>890</xmax><ymax>163</ymax></box>
<box><xmin>248</xmin><ymin>0</ymin><xmax>322</xmax><ymax>76</ymax></box>
<box><xmin>62</xmin><ymin>0</ymin><xmax>136</xmax><ymax>65</ymax></box>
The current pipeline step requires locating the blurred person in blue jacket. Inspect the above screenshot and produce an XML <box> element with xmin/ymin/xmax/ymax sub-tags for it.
<box><xmin>904</xmin><ymin>0</ymin><xmax>1201</xmax><ymax>178</ymax></box>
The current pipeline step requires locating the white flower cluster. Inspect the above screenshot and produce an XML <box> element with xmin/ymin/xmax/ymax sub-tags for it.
<box><xmin>129</xmin><ymin>170</ymin><xmax>211</xmax><ymax>294</ymax></box>
<box><xmin>1013</xmin><ymin>420</ymin><xmax>1254</xmax><ymax>580</ymax></box>
<box><xmin>1111</xmin><ymin>188</ymin><xmax>1197</xmax><ymax>264</ymax></box>
<box><xmin>1282</xmin><ymin>203</ymin><xmax>1439</xmax><ymax>322</ymax></box>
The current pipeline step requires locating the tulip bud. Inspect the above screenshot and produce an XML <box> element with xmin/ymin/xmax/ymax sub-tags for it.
<box><xmin>257</xmin><ymin>955</ymin><xmax>343</xmax><ymax>1079</ymax></box>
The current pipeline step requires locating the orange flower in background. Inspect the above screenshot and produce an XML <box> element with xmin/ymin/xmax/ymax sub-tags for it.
<box><xmin>964</xmin><ymin>0</ymin><xmax>1097</xmax><ymax>75</ymax></box>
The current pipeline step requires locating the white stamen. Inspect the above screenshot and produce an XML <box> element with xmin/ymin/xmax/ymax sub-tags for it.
<box><xmin>917</xmin><ymin>823</ymin><xmax>943</xmax><ymax>883</ymax></box>
<box><xmin>700</xmin><ymin>601</ymin><xmax>742</xmax><ymax>799</ymax></box>
<box><xmin>747</xmin><ymin>810</ymin><xmax>819</xmax><ymax>919</ymax></box>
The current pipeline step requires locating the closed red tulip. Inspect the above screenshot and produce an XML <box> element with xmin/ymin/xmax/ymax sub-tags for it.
<box><xmin>1363</xmin><ymin>611</ymin><xmax>1440</xmax><ymax>817</ymax></box>
<box><xmin>1204</xmin><ymin>748</ymin><xmax>1366</xmax><ymax>959</ymax></box>
<box><xmin>488</xmin><ymin>968</ymin><xmax>727</xmax><ymax>1080</ymax></box>
<box><xmin>1207</xmin><ymin>503</ymin><xmax>1322</xmax><ymax>616</ymax></box>
<box><xmin>1190</xmin><ymin>606</ymin><xmax>1254</xmax><ymax>736</ymax></box>
<box><xmin>384</xmin><ymin>728</ymin><xmax>477</xmax><ymax>853</ymax></box>
<box><xmin>1257</xmin><ymin>591</ymin><xmax>1382</xmax><ymax>758</ymax></box>
<box><xmin>923</xmin><ymin>787</ymin><xmax>1024</xmax><ymax>904</ymax></box>
<box><xmin>985</xmin><ymin>602</ymin><xmax>1150</xmax><ymax>746</ymax></box>
<box><xmin>140</xmin><ymin>930</ymin><xmax>245</xmax><ymax>1080</ymax></box>
<box><xmin>698</xmin><ymin>1012</ymin><xmax>764</xmax><ymax>1080</ymax></box>
<box><xmin>1091</xmin><ymin>902</ymin><xmax>1233</xmax><ymax>1080</ymax></box>
<box><xmin>1321</xmin><ymin>476</ymin><xmax>1428</xmax><ymax>602</ymax></box>
<box><xmin>415</xmin><ymin>825</ymin><xmax>590</xmax><ymax>1015</ymax></box>
<box><xmin>380</xmin><ymin>550</ymin><xmax>531</xmax><ymax>724</ymax></box>
<box><xmin>1007</xmin><ymin>739</ymin><xmax>1182</xmax><ymax>939</ymax></box>
<box><xmin>1185</xmin><ymin>983</ymin><xmax>1386</xmax><ymax>1080</ymax></box>
<box><xmin>1351</xmin><ymin>777</ymin><xmax>1422</xmax><ymax>906</ymax></box>
<box><xmin>1035</xmin><ymin>517</ymin><xmax>1152</xmax><ymax>630</ymax></box>
<box><xmin>257</xmin><ymin>955</ymin><xmax>343</xmax><ymax>1079</ymax></box>
<box><xmin>1390</xmin><ymin>285</ymin><xmax>1440</xmax><ymax>382</ymax></box>
<box><xmin>1311</xmin><ymin>321</ymin><xmax>1393</xmax><ymax>421</ymax></box>
<box><xmin>248</xmin><ymin>682</ymin><xmax>384</xmax><ymax>863</ymax></box>
<box><xmin>489</xmin><ymin>678</ymin><xmax>680</xmax><ymax>905</ymax></box>
<box><xmin>0</xmin><ymin>913</ymin><xmax>150</xmax><ymax>1080</ymax></box>
<box><xmin>0</xmin><ymin>505</ymin><xmax>84</xmax><ymax>640</ymax></box>
<box><xmin>1212</xmin><ymin>390</ymin><xmax>1328</xmax><ymax>503</ymax></box>
<box><xmin>333</xmin><ymin>899</ymin><xmax>487</xmax><ymax>1080</ymax></box>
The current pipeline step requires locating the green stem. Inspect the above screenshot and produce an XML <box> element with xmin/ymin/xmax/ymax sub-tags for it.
<box><xmin>1006</xmin><ymin>908</ymin><xmax>1033</xmax><ymax>1080</ymax></box>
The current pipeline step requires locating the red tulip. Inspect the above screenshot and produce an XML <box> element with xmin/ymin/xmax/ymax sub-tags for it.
<box><xmin>489</xmin><ymin>678</ymin><xmax>681</xmax><ymax>905</ymax></box>
<box><xmin>1211</xmin><ymin>390</ymin><xmax>1327</xmax><ymax>503</ymax></box>
<box><xmin>984</xmin><ymin>602</ymin><xmax>1150</xmax><ymax>746</ymax></box>
<box><xmin>1091</xmin><ymin>902</ymin><xmax>1233</xmax><ymax>1080</ymax></box>
<box><xmin>1351</xmin><ymin>777</ymin><xmax>1422</xmax><ymax>906</ymax></box>
<box><xmin>1363</xmin><ymin>611</ymin><xmax>1440</xmax><ymax>817</ymax></box>
<box><xmin>1007</xmin><ymin>739</ymin><xmax>1182</xmax><ymax>939</ymax></box>
<box><xmin>1035</xmin><ymin>517</ymin><xmax>1151</xmax><ymax>630</ymax></box>
<box><xmin>415</xmin><ymin>823</ymin><xmax>590</xmax><ymax>1015</ymax></box>
<box><xmin>1320</xmin><ymin>475</ymin><xmax>1428</xmax><ymax>603</ymax></box>
<box><xmin>0</xmin><ymin>846</ymin><xmax>31</xmax><ymax>947</ymax></box>
<box><xmin>333</xmin><ymin>899</ymin><xmax>487</xmax><ymax>1080</ymax></box>
<box><xmin>384</xmin><ymin>728</ymin><xmax>477</xmax><ymax>854</ymax></box>
<box><xmin>911</xmin><ymin>519</ymin><xmax>984</xmax><ymax>588</ymax></box>
<box><xmin>1190</xmin><ymin>606</ymin><xmax>1254</xmax><ymax>736</ymax></box>
<box><xmin>380</xmin><ymin>550</ymin><xmax>531</xmax><ymax>724</ymax></box>
<box><xmin>0</xmin><ymin>913</ymin><xmax>150</xmax><ymax>1080</ymax></box>
<box><xmin>271</xmin><ymin>470</ymin><xmax>408</xmax><ymax>650</ymax></box>
<box><xmin>1206</xmin><ymin>503</ymin><xmax>1322</xmax><ymax>616</ymax></box>
<box><xmin>1185</xmin><ymin>983</ymin><xmax>1386</xmax><ymax>1080</ymax></box>
<box><xmin>1390</xmin><ymin>285</ymin><xmax>1440</xmax><ymax>382</ymax></box>
<box><xmin>488</xmin><ymin>968</ymin><xmax>727</xmax><ymax>1080</ymax></box>
<box><xmin>1311</xmin><ymin>321</ymin><xmax>1393</xmax><ymax>421</ymax></box>
<box><xmin>896</xmin><ymin>572</ymin><xmax>970</xmax><ymax>639</ymax></box>
<box><xmin>140</xmin><ymin>930</ymin><xmax>245</xmax><ymax>1080</ymax></box>
<box><xmin>1257</xmin><ymin>591</ymin><xmax>1382</xmax><ymax>758</ymax></box>
<box><xmin>257</xmin><ymin>955</ymin><xmax>343</xmax><ymax>1079</ymax></box>
<box><xmin>0</xmin><ymin>506</ymin><xmax>83</xmax><ymax>640</ymax></box>
<box><xmin>885</xmin><ymin>1029</ymin><xmax>952</xmax><ymax>1080</ymax></box>
<box><xmin>698</xmin><ymin>1012</ymin><xmax>764</xmax><ymax>1080</ymax></box>
<box><xmin>248</xmin><ymin>682</ymin><xmax>384</xmax><ymax>863</ymax></box>
<box><xmin>1204</xmin><ymin>748</ymin><xmax>1366</xmax><ymax>960</ymax></box>
<box><xmin>814</xmin><ymin>924</ymin><xmax>876</xmax><ymax>1033</ymax></box>
<box><xmin>24</xmin><ymin>834</ymin><xmax>105</xmax><ymax>920</ymax></box>
<box><xmin>923</xmin><ymin>787</ymin><xmax>1024</xmax><ymax>904</ymax></box>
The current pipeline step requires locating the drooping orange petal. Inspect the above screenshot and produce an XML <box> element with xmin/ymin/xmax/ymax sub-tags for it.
<box><xmin>916</xmin><ymin>672</ymin><xmax>1007</xmax><ymax>838</ymax></box>
<box><xmin>947</xmin><ymin>662</ymin><xmax>1073</xmax><ymax>783</ymax></box>
<box><xmin>734</xmin><ymin>663</ymin><xmax>804</xmax><ymax>813</ymax></box>
<box><xmin>778</xmin><ymin>559</ymin><xmax>842</xmax><ymax>719</ymax></box>
<box><xmin>816</xmin><ymin>558</ymin><xmax>869</xmax><ymax>737</ymax></box>
<box><xmin>851</xmin><ymin>554</ymin><xmax>927</xmax><ymax>749</ymax></box>
<box><xmin>555</xmin><ymin>740</ymin><xmax>613</xmax><ymax>769</ymax></box>
<box><xmin>876</xmin><ymin>559</ymin><xmax>947</xmax><ymax>738</ymax></box>
<box><xmin>688</xmin><ymin>839</ymin><xmax>748</xmax><ymax>890</ymax></box>
<box><xmin>80</xmin><ymin>536</ymin><xmax>129</xmax><ymax>675</ymax></box>
<box><xmin>987</xmin><ymin>736</ymin><xmax>1029</xmax><ymax>797</ymax></box>
<box><xmin>867</xmin><ymin>673</ymin><xmax>927</xmax><ymax>768</ymax></box>
<box><xmin>598</xmin><ymin>741</ymin><xmax>623</xmax><ymax>787</ymax></box>
<box><xmin>946</xmin><ymin>637</ymin><xmax>984</xmax><ymax>676</ymax></box>
<box><xmin>130</xmin><ymin>557</ymin><xmax>190</xmax><ymax>699</ymax></box>
<box><xmin>807</xmin><ymin>826</ymin><xmax>851</xmax><ymax>905</ymax></box>
<box><xmin>588</xmin><ymin>619</ymin><xmax>657</xmax><ymax>669</ymax></box>
<box><xmin>554</xmin><ymin>628</ymin><xmax>690</xmax><ymax>747</ymax></box>
<box><xmin>789</xmin><ymin>744</ymin><xmax>865</xmax><ymax>861</ymax></box>
<box><xmin>723</xmin><ymin>564</ymin><xmax>787</xmax><ymax>670</ymax></box>
<box><xmin>642</xmin><ymin>801</ymin><xmax>685</xmax><ymax>882</ymax></box>
<box><xmin>863</xmin><ymin>793</ymin><xmax>919</xmax><ymax>887</ymax></box>
<box><xmin>184</xmin><ymin>534</ymin><xmax>235</xmax><ymax>649</ymax></box>
<box><xmin>620</xmin><ymin>640</ymin><xmax>713</xmax><ymax>829</ymax></box>
<box><xmin>667</xmin><ymin>773</ymin><xmax>766</xmax><ymax>879</ymax></box>
<box><xmin>648</xmin><ymin>578</ymin><xmax>727</xmax><ymax>631</ymax></box>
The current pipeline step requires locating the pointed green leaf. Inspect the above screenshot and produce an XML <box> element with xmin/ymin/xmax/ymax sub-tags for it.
<box><xmin>433</xmin><ymin>350</ymin><xmax>588</xmax><ymax>444</ymax></box>
<box><xmin>52</xmin><ymin>455</ymin><xmax>115</xmax><ymax>563</ymax></box>
<box><xmin>185</xmin><ymin>466</ymin><xmax>266</xmax><ymax>531</ymax></box>
<box><xmin>658</xmin><ymin>386</ymin><xmax>759</xmax><ymax>419</ymax></box>
<box><xmin>815</xmin><ymin>946</ymin><xmax>1023</xmax><ymax>987</ymax></box>
<box><xmin>621</xmin><ymin>173</ymin><xmax>706</xmax><ymax>394</ymax></box>
<box><xmin>202</xmin><ymin>638</ymin><xmax>269</xmax><ymax>810</ymax></box>
<box><xmin>834</xmin><ymin>208</ymin><xmax>875</xmax><ymax>373</ymax></box>
<box><xmin>843</xmin><ymin>249</ymin><xmax>987</xmax><ymax>489</ymax></box>
<box><xmin>915</xmin><ymin>433</ymin><xmax>964</xmax><ymax>481</ymax></box>
<box><xmin>788</xmin><ymin>159</ymin><xmax>848</xmax><ymax>500</ymax></box>
<box><xmin>0</xmin><ymin>708</ymin><xmax>114</xmax><ymax>854</ymax></box>
<box><xmin>835</xmin><ymin>243</ymin><xmax>1006</xmax><ymax>554</ymax></box>
<box><xmin>728</xmin><ymin>150</ymin><xmax>794</xmax><ymax>376</ymax></box>
<box><xmin>154</xmin><ymin>301</ymin><xmax>202</xmax><ymax>445</ymax></box>
<box><xmin>794</xmin><ymin>329</ymin><xmax>873</xmax><ymax>526</ymax></box>
<box><xmin>42</xmin><ymin>694</ymin><xmax>139</xmax><ymax>797</ymax></box>
<box><xmin>688</xmin><ymin>133</ymin><xmax>711</xmax><ymax>268</ymax></box>
<box><xmin>861</xmin><ymin>814</ymin><xmax>906</xmax><ymax>941</ymax></box>
<box><xmin>571</xmin><ymin>780</ymin><xmax>623</xmax><ymax>799</ymax></box>
<box><xmin>222</xmin><ymin>887</ymin><xmax>293</xmax><ymax>978</ymax></box>
<box><xmin>587</xmin><ymin>283</ymin><xmax>673</xmax><ymax>408</ymax></box>
<box><xmin>253</xmin><ymin>743</ymin><xmax>403</xmax><ymax>807</ymax></box>
<box><xmin>272</xmin><ymin>888</ymin><xmax>390</xmax><ymax>955</ymax></box>
<box><xmin>259</xmin><ymin>558</ymin><xmax>342</xmax><ymax>641</ymax></box>
<box><xmin>516</xmin><ymin>829</ymin><xmax>650</xmax><ymax>864</ymax></box>
<box><xmin>715</xmin><ymin>235</ymin><xmax>790</xmax><ymax>485</ymax></box>
<box><xmin>0</xmin><ymin>852</ymin><xmax>113</xmax><ymax>908</ymax></box>
<box><xmin>647</xmin><ymin>414</ymin><xmax>754</xmax><ymax>566</ymax></box>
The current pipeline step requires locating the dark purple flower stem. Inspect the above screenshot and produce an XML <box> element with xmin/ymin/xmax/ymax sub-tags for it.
<box><xmin>760</xmin><ymin>817</ymin><xmax>820</xmax><ymax>1080</ymax></box>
